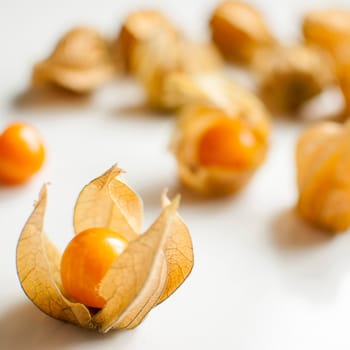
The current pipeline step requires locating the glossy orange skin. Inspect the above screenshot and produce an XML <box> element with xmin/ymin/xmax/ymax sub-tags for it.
<box><xmin>198</xmin><ymin>118</ymin><xmax>258</xmax><ymax>169</ymax></box>
<box><xmin>61</xmin><ymin>228</ymin><xmax>128</xmax><ymax>308</ymax></box>
<box><xmin>0</xmin><ymin>123</ymin><xmax>45</xmax><ymax>184</ymax></box>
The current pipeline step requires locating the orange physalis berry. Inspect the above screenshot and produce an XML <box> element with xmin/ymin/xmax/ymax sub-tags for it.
<box><xmin>198</xmin><ymin>118</ymin><xmax>258</xmax><ymax>169</ymax></box>
<box><xmin>0</xmin><ymin>122</ymin><xmax>46</xmax><ymax>184</ymax></box>
<box><xmin>60</xmin><ymin>228</ymin><xmax>128</xmax><ymax>308</ymax></box>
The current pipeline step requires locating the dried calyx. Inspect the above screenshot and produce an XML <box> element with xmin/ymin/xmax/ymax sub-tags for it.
<box><xmin>296</xmin><ymin>121</ymin><xmax>350</xmax><ymax>232</ymax></box>
<box><xmin>16</xmin><ymin>165</ymin><xmax>193</xmax><ymax>333</ymax></box>
<box><xmin>303</xmin><ymin>9</ymin><xmax>350</xmax><ymax>116</ymax></box>
<box><xmin>115</xmin><ymin>10</ymin><xmax>180</xmax><ymax>72</ymax></box>
<box><xmin>209</xmin><ymin>0</ymin><xmax>276</xmax><ymax>64</ymax></box>
<box><xmin>303</xmin><ymin>9</ymin><xmax>350</xmax><ymax>60</ymax></box>
<box><xmin>253</xmin><ymin>45</ymin><xmax>335</xmax><ymax>114</ymax></box>
<box><xmin>32</xmin><ymin>27</ymin><xmax>116</xmax><ymax>93</ymax></box>
<box><xmin>170</xmin><ymin>75</ymin><xmax>270</xmax><ymax>196</ymax></box>
<box><xmin>131</xmin><ymin>33</ymin><xmax>222</xmax><ymax>110</ymax></box>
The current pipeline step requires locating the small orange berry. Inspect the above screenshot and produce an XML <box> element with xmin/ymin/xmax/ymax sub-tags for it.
<box><xmin>198</xmin><ymin>118</ymin><xmax>258</xmax><ymax>169</ymax></box>
<box><xmin>60</xmin><ymin>228</ymin><xmax>128</xmax><ymax>308</ymax></box>
<box><xmin>0</xmin><ymin>122</ymin><xmax>46</xmax><ymax>184</ymax></box>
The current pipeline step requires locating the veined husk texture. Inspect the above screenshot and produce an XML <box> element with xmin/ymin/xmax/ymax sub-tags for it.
<box><xmin>32</xmin><ymin>27</ymin><xmax>116</xmax><ymax>93</ymax></box>
<box><xmin>297</xmin><ymin>121</ymin><xmax>350</xmax><ymax>232</ymax></box>
<box><xmin>16</xmin><ymin>165</ymin><xmax>193</xmax><ymax>333</ymax></box>
<box><xmin>171</xmin><ymin>77</ymin><xmax>270</xmax><ymax>196</ymax></box>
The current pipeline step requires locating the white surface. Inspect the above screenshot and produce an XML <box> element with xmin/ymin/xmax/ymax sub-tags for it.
<box><xmin>1</xmin><ymin>0</ymin><xmax>350</xmax><ymax>349</ymax></box>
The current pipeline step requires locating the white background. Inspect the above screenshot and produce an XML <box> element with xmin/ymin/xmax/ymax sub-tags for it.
<box><xmin>1</xmin><ymin>0</ymin><xmax>350</xmax><ymax>349</ymax></box>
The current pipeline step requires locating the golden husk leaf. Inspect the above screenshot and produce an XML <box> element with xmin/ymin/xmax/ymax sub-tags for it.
<box><xmin>16</xmin><ymin>185</ymin><xmax>92</xmax><ymax>328</ymax></box>
<box><xmin>17</xmin><ymin>166</ymin><xmax>193</xmax><ymax>332</ymax></box>
<box><xmin>170</xmin><ymin>76</ymin><xmax>270</xmax><ymax>196</ymax></box>
<box><xmin>296</xmin><ymin>121</ymin><xmax>350</xmax><ymax>232</ymax></box>
<box><xmin>209</xmin><ymin>0</ymin><xmax>275</xmax><ymax>64</ymax></box>
<box><xmin>93</xmin><ymin>198</ymin><xmax>179</xmax><ymax>332</ymax></box>
<box><xmin>32</xmin><ymin>27</ymin><xmax>116</xmax><ymax>93</ymax></box>
<box><xmin>131</xmin><ymin>33</ymin><xmax>222</xmax><ymax>110</ymax></box>
<box><xmin>73</xmin><ymin>165</ymin><xmax>142</xmax><ymax>241</ymax></box>
<box><xmin>157</xmin><ymin>192</ymin><xmax>194</xmax><ymax>304</ymax></box>
<box><xmin>253</xmin><ymin>45</ymin><xmax>335</xmax><ymax>114</ymax></box>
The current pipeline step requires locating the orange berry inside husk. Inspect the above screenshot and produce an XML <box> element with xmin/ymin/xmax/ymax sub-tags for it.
<box><xmin>0</xmin><ymin>122</ymin><xmax>45</xmax><ymax>185</ymax></box>
<box><xmin>198</xmin><ymin>118</ymin><xmax>258</xmax><ymax>169</ymax></box>
<box><xmin>60</xmin><ymin>228</ymin><xmax>128</xmax><ymax>309</ymax></box>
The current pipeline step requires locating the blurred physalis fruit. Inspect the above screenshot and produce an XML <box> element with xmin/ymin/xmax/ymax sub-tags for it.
<box><xmin>296</xmin><ymin>121</ymin><xmax>350</xmax><ymax>232</ymax></box>
<box><xmin>171</xmin><ymin>102</ymin><xmax>269</xmax><ymax>196</ymax></box>
<box><xmin>209</xmin><ymin>0</ymin><xmax>275</xmax><ymax>64</ymax></box>
<box><xmin>132</xmin><ymin>34</ymin><xmax>222</xmax><ymax>110</ymax></box>
<box><xmin>115</xmin><ymin>10</ymin><xmax>180</xmax><ymax>72</ymax></box>
<box><xmin>303</xmin><ymin>9</ymin><xmax>350</xmax><ymax>61</ymax></box>
<box><xmin>16</xmin><ymin>165</ymin><xmax>193</xmax><ymax>333</ymax></box>
<box><xmin>162</xmin><ymin>72</ymin><xmax>269</xmax><ymax>116</ymax></box>
<box><xmin>303</xmin><ymin>9</ymin><xmax>350</xmax><ymax>117</ymax></box>
<box><xmin>0</xmin><ymin>122</ymin><xmax>45</xmax><ymax>185</ymax></box>
<box><xmin>253</xmin><ymin>45</ymin><xmax>335</xmax><ymax>114</ymax></box>
<box><xmin>32</xmin><ymin>27</ymin><xmax>116</xmax><ymax>93</ymax></box>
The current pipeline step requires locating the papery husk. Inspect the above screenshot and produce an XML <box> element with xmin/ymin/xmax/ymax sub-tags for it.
<box><xmin>115</xmin><ymin>10</ymin><xmax>180</xmax><ymax>72</ymax></box>
<box><xmin>303</xmin><ymin>9</ymin><xmax>350</xmax><ymax>61</ymax></box>
<box><xmin>17</xmin><ymin>166</ymin><xmax>193</xmax><ymax>332</ymax></box>
<box><xmin>131</xmin><ymin>33</ymin><xmax>222</xmax><ymax>110</ymax></box>
<box><xmin>170</xmin><ymin>77</ymin><xmax>270</xmax><ymax>196</ymax></box>
<box><xmin>93</xmin><ymin>198</ymin><xmax>180</xmax><ymax>332</ymax></box>
<box><xmin>73</xmin><ymin>165</ymin><xmax>142</xmax><ymax>241</ymax></box>
<box><xmin>32</xmin><ymin>27</ymin><xmax>116</xmax><ymax>93</ymax></box>
<box><xmin>296</xmin><ymin>121</ymin><xmax>350</xmax><ymax>232</ymax></box>
<box><xmin>209</xmin><ymin>0</ymin><xmax>275</xmax><ymax>64</ymax></box>
<box><xmin>74</xmin><ymin>166</ymin><xmax>194</xmax><ymax>309</ymax></box>
<box><xmin>302</xmin><ymin>9</ymin><xmax>350</xmax><ymax>116</ymax></box>
<box><xmin>164</xmin><ymin>72</ymin><xmax>270</xmax><ymax>133</ymax></box>
<box><xmin>157</xmin><ymin>191</ymin><xmax>193</xmax><ymax>303</ymax></box>
<box><xmin>253</xmin><ymin>45</ymin><xmax>335</xmax><ymax>114</ymax></box>
<box><xmin>16</xmin><ymin>185</ymin><xmax>93</xmax><ymax>328</ymax></box>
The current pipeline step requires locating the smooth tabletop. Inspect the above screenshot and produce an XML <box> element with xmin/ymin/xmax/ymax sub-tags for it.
<box><xmin>1</xmin><ymin>0</ymin><xmax>350</xmax><ymax>349</ymax></box>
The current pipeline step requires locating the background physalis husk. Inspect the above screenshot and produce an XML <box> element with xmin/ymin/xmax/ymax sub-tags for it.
<box><xmin>253</xmin><ymin>45</ymin><xmax>335</xmax><ymax>114</ymax></box>
<box><xmin>16</xmin><ymin>165</ymin><xmax>194</xmax><ymax>333</ymax></box>
<box><xmin>114</xmin><ymin>10</ymin><xmax>180</xmax><ymax>73</ymax></box>
<box><xmin>32</xmin><ymin>27</ymin><xmax>116</xmax><ymax>93</ymax></box>
<box><xmin>209</xmin><ymin>0</ymin><xmax>276</xmax><ymax>64</ymax></box>
<box><xmin>170</xmin><ymin>76</ymin><xmax>270</xmax><ymax>196</ymax></box>
<box><xmin>303</xmin><ymin>9</ymin><xmax>350</xmax><ymax>61</ymax></box>
<box><xmin>302</xmin><ymin>9</ymin><xmax>350</xmax><ymax>117</ymax></box>
<box><xmin>130</xmin><ymin>32</ymin><xmax>222</xmax><ymax>110</ymax></box>
<box><xmin>296</xmin><ymin>121</ymin><xmax>350</xmax><ymax>232</ymax></box>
